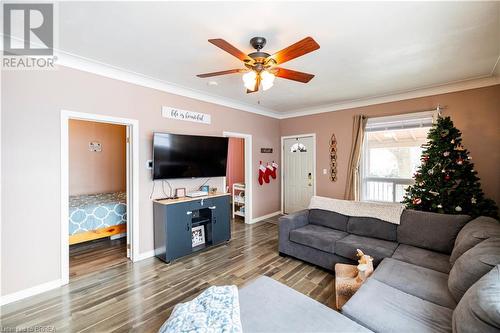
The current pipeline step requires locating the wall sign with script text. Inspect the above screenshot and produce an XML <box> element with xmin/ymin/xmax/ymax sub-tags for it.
<box><xmin>162</xmin><ymin>106</ymin><xmax>211</xmax><ymax>124</ymax></box>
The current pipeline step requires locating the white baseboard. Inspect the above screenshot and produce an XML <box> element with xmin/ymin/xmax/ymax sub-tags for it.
<box><xmin>251</xmin><ymin>211</ymin><xmax>282</xmax><ymax>224</ymax></box>
<box><xmin>134</xmin><ymin>250</ymin><xmax>155</xmax><ymax>262</ymax></box>
<box><xmin>0</xmin><ymin>279</ymin><xmax>63</xmax><ymax>306</ymax></box>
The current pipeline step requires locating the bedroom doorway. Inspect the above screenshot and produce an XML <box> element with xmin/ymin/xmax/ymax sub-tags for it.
<box><xmin>68</xmin><ymin>120</ymin><xmax>128</xmax><ymax>278</ymax></box>
<box><xmin>61</xmin><ymin>111</ymin><xmax>139</xmax><ymax>285</ymax></box>
<box><xmin>223</xmin><ymin>131</ymin><xmax>252</xmax><ymax>224</ymax></box>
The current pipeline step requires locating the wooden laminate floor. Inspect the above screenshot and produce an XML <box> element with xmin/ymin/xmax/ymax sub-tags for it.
<box><xmin>1</xmin><ymin>217</ymin><xmax>335</xmax><ymax>332</ymax></box>
<box><xmin>70</xmin><ymin>237</ymin><xmax>128</xmax><ymax>279</ymax></box>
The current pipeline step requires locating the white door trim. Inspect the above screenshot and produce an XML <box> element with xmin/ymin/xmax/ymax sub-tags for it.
<box><xmin>60</xmin><ymin>110</ymin><xmax>140</xmax><ymax>285</ymax></box>
<box><xmin>222</xmin><ymin>131</ymin><xmax>253</xmax><ymax>224</ymax></box>
<box><xmin>281</xmin><ymin>133</ymin><xmax>317</xmax><ymax>214</ymax></box>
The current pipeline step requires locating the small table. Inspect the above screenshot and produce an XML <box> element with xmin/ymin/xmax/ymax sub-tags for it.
<box><xmin>334</xmin><ymin>263</ymin><xmax>364</xmax><ymax>310</ymax></box>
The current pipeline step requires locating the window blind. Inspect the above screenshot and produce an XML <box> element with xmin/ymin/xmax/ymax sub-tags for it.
<box><xmin>365</xmin><ymin>110</ymin><xmax>438</xmax><ymax>132</ymax></box>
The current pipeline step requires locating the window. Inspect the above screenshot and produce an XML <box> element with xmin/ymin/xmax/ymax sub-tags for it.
<box><xmin>290</xmin><ymin>142</ymin><xmax>308</xmax><ymax>152</ymax></box>
<box><xmin>361</xmin><ymin>111</ymin><xmax>437</xmax><ymax>203</ymax></box>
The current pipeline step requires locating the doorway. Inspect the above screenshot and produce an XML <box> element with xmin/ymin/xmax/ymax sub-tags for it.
<box><xmin>223</xmin><ymin>131</ymin><xmax>252</xmax><ymax>224</ymax></box>
<box><xmin>68</xmin><ymin>120</ymin><xmax>128</xmax><ymax>278</ymax></box>
<box><xmin>61</xmin><ymin>110</ymin><xmax>139</xmax><ymax>285</ymax></box>
<box><xmin>281</xmin><ymin>134</ymin><xmax>316</xmax><ymax>214</ymax></box>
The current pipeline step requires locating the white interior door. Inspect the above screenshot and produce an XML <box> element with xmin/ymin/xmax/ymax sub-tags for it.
<box><xmin>283</xmin><ymin>136</ymin><xmax>314</xmax><ymax>214</ymax></box>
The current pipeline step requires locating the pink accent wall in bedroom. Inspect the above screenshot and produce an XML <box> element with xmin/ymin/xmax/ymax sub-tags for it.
<box><xmin>226</xmin><ymin>137</ymin><xmax>245</xmax><ymax>191</ymax></box>
<box><xmin>69</xmin><ymin>120</ymin><xmax>126</xmax><ymax>196</ymax></box>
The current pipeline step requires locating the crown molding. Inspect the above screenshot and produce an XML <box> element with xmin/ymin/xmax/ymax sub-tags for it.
<box><xmin>54</xmin><ymin>50</ymin><xmax>499</xmax><ymax>121</ymax></box>
<box><xmin>54</xmin><ymin>50</ymin><xmax>281</xmax><ymax>119</ymax></box>
<box><xmin>278</xmin><ymin>75</ymin><xmax>500</xmax><ymax>119</ymax></box>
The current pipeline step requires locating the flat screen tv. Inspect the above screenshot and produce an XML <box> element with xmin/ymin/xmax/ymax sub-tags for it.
<box><xmin>153</xmin><ymin>133</ymin><xmax>229</xmax><ymax>180</ymax></box>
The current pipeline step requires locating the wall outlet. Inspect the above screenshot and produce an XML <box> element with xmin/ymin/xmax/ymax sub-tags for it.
<box><xmin>146</xmin><ymin>160</ymin><xmax>153</xmax><ymax>169</ymax></box>
<box><xmin>323</xmin><ymin>168</ymin><xmax>327</xmax><ymax>175</ymax></box>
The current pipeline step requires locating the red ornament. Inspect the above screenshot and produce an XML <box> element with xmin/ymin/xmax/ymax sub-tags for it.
<box><xmin>444</xmin><ymin>174</ymin><xmax>451</xmax><ymax>181</ymax></box>
<box><xmin>412</xmin><ymin>198</ymin><xmax>422</xmax><ymax>205</ymax></box>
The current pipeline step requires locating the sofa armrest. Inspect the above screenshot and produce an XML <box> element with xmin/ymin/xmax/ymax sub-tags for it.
<box><xmin>279</xmin><ymin>209</ymin><xmax>310</xmax><ymax>243</ymax></box>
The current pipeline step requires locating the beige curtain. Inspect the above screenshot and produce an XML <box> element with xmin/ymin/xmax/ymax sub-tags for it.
<box><xmin>344</xmin><ymin>115</ymin><xmax>367</xmax><ymax>201</ymax></box>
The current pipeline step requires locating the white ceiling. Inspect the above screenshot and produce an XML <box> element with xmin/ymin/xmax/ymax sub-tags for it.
<box><xmin>58</xmin><ymin>1</ymin><xmax>500</xmax><ymax>115</ymax></box>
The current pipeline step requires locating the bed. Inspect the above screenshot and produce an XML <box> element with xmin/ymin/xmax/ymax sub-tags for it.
<box><xmin>69</xmin><ymin>192</ymin><xmax>127</xmax><ymax>245</ymax></box>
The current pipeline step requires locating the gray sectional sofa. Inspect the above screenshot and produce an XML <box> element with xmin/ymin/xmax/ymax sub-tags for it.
<box><xmin>271</xmin><ymin>207</ymin><xmax>500</xmax><ymax>332</ymax></box>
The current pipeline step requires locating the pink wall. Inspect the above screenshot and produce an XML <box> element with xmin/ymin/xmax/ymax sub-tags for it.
<box><xmin>281</xmin><ymin>84</ymin><xmax>500</xmax><ymax>205</ymax></box>
<box><xmin>2</xmin><ymin>66</ymin><xmax>281</xmax><ymax>295</ymax></box>
<box><xmin>226</xmin><ymin>137</ymin><xmax>245</xmax><ymax>191</ymax></box>
<box><xmin>69</xmin><ymin>120</ymin><xmax>126</xmax><ymax>196</ymax></box>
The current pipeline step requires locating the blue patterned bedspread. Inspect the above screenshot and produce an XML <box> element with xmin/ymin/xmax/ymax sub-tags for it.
<box><xmin>69</xmin><ymin>192</ymin><xmax>127</xmax><ymax>235</ymax></box>
<box><xmin>159</xmin><ymin>285</ymin><xmax>242</xmax><ymax>333</ymax></box>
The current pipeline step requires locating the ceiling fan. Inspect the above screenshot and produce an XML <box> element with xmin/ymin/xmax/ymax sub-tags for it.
<box><xmin>197</xmin><ymin>36</ymin><xmax>320</xmax><ymax>93</ymax></box>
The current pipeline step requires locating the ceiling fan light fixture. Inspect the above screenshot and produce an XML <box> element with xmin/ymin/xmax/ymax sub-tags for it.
<box><xmin>242</xmin><ymin>71</ymin><xmax>257</xmax><ymax>90</ymax></box>
<box><xmin>261</xmin><ymin>70</ymin><xmax>275</xmax><ymax>91</ymax></box>
<box><xmin>198</xmin><ymin>36</ymin><xmax>320</xmax><ymax>93</ymax></box>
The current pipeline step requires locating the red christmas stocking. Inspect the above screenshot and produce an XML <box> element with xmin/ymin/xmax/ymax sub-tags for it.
<box><xmin>264</xmin><ymin>163</ymin><xmax>273</xmax><ymax>183</ymax></box>
<box><xmin>270</xmin><ymin>161</ymin><xmax>278</xmax><ymax>179</ymax></box>
<box><xmin>258</xmin><ymin>162</ymin><xmax>267</xmax><ymax>185</ymax></box>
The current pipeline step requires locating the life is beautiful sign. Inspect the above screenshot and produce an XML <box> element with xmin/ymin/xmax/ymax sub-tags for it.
<box><xmin>162</xmin><ymin>106</ymin><xmax>211</xmax><ymax>125</ymax></box>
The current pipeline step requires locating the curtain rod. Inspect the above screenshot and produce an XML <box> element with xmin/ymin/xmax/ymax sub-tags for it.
<box><xmin>366</xmin><ymin>105</ymin><xmax>447</xmax><ymax>120</ymax></box>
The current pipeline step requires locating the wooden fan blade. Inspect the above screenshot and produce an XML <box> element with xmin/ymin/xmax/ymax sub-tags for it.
<box><xmin>196</xmin><ymin>69</ymin><xmax>243</xmax><ymax>78</ymax></box>
<box><xmin>275</xmin><ymin>68</ymin><xmax>315</xmax><ymax>83</ymax></box>
<box><xmin>268</xmin><ymin>37</ymin><xmax>320</xmax><ymax>65</ymax></box>
<box><xmin>246</xmin><ymin>75</ymin><xmax>260</xmax><ymax>93</ymax></box>
<box><xmin>208</xmin><ymin>39</ymin><xmax>253</xmax><ymax>63</ymax></box>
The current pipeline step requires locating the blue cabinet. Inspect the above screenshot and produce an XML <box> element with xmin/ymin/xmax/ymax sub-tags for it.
<box><xmin>153</xmin><ymin>194</ymin><xmax>231</xmax><ymax>263</ymax></box>
<box><xmin>212</xmin><ymin>196</ymin><xmax>231</xmax><ymax>244</ymax></box>
<box><xmin>165</xmin><ymin>201</ymin><xmax>192</xmax><ymax>261</ymax></box>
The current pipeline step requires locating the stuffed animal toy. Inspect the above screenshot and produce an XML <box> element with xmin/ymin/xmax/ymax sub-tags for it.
<box><xmin>356</xmin><ymin>249</ymin><xmax>374</xmax><ymax>282</ymax></box>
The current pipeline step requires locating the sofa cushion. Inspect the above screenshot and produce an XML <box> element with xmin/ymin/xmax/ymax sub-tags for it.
<box><xmin>347</xmin><ymin>216</ymin><xmax>397</xmax><ymax>241</ymax></box>
<box><xmin>309</xmin><ymin>209</ymin><xmax>349</xmax><ymax>231</ymax></box>
<box><xmin>392</xmin><ymin>244</ymin><xmax>451</xmax><ymax>274</ymax></box>
<box><xmin>342</xmin><ymin>278</ymin><xmax>453</xmax><ymax>333</ymax></box>
<box><xmin>448</xmin><ymin>237</ymin><xmax>500</xmax><ymax>302</ymax></box>
<box><xmin>373</xmin><ymin>258</ymin><xmax>456</xmax><ymax>309</ymax></box>
<box><xmin>452</xmin><ymin>265</ymin><xmax>500</xmax><ymax>333</ymax></box>
<box><xmin>450</xmin><ymin>216</ymin><xmax>500</xmax><ymax>264</ymax></box>
<box><xmin>335</xmin><ymin>234</ymin><xmax>398</xmax><ymax>265</ymax></box>
<box><xmin>289</xmin><ymin>225</ymin><xmax>348</xmax><ymax>254</ymax></box>
<box><xmin>398</xmin><ymin>210</ymin><xmax>470</xmax><ymax>254</ymax></box>
<box><xmin>239</xmin><ymin>276</ymin><xmax>372</xmax><ymax>333</ymax></box>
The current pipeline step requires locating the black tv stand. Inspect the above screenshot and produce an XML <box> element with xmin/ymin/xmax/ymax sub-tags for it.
<box><xmin>153</xmin><ymin>193</ymin><xmax>231</xmax><ymax>263</ymax></box>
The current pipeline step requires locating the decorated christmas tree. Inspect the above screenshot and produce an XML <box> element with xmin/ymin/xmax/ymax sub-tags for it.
<box><xmin>402</xmin><ymin>116</ymin><xmax>498</xmax><ymax>219</ymax></box>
